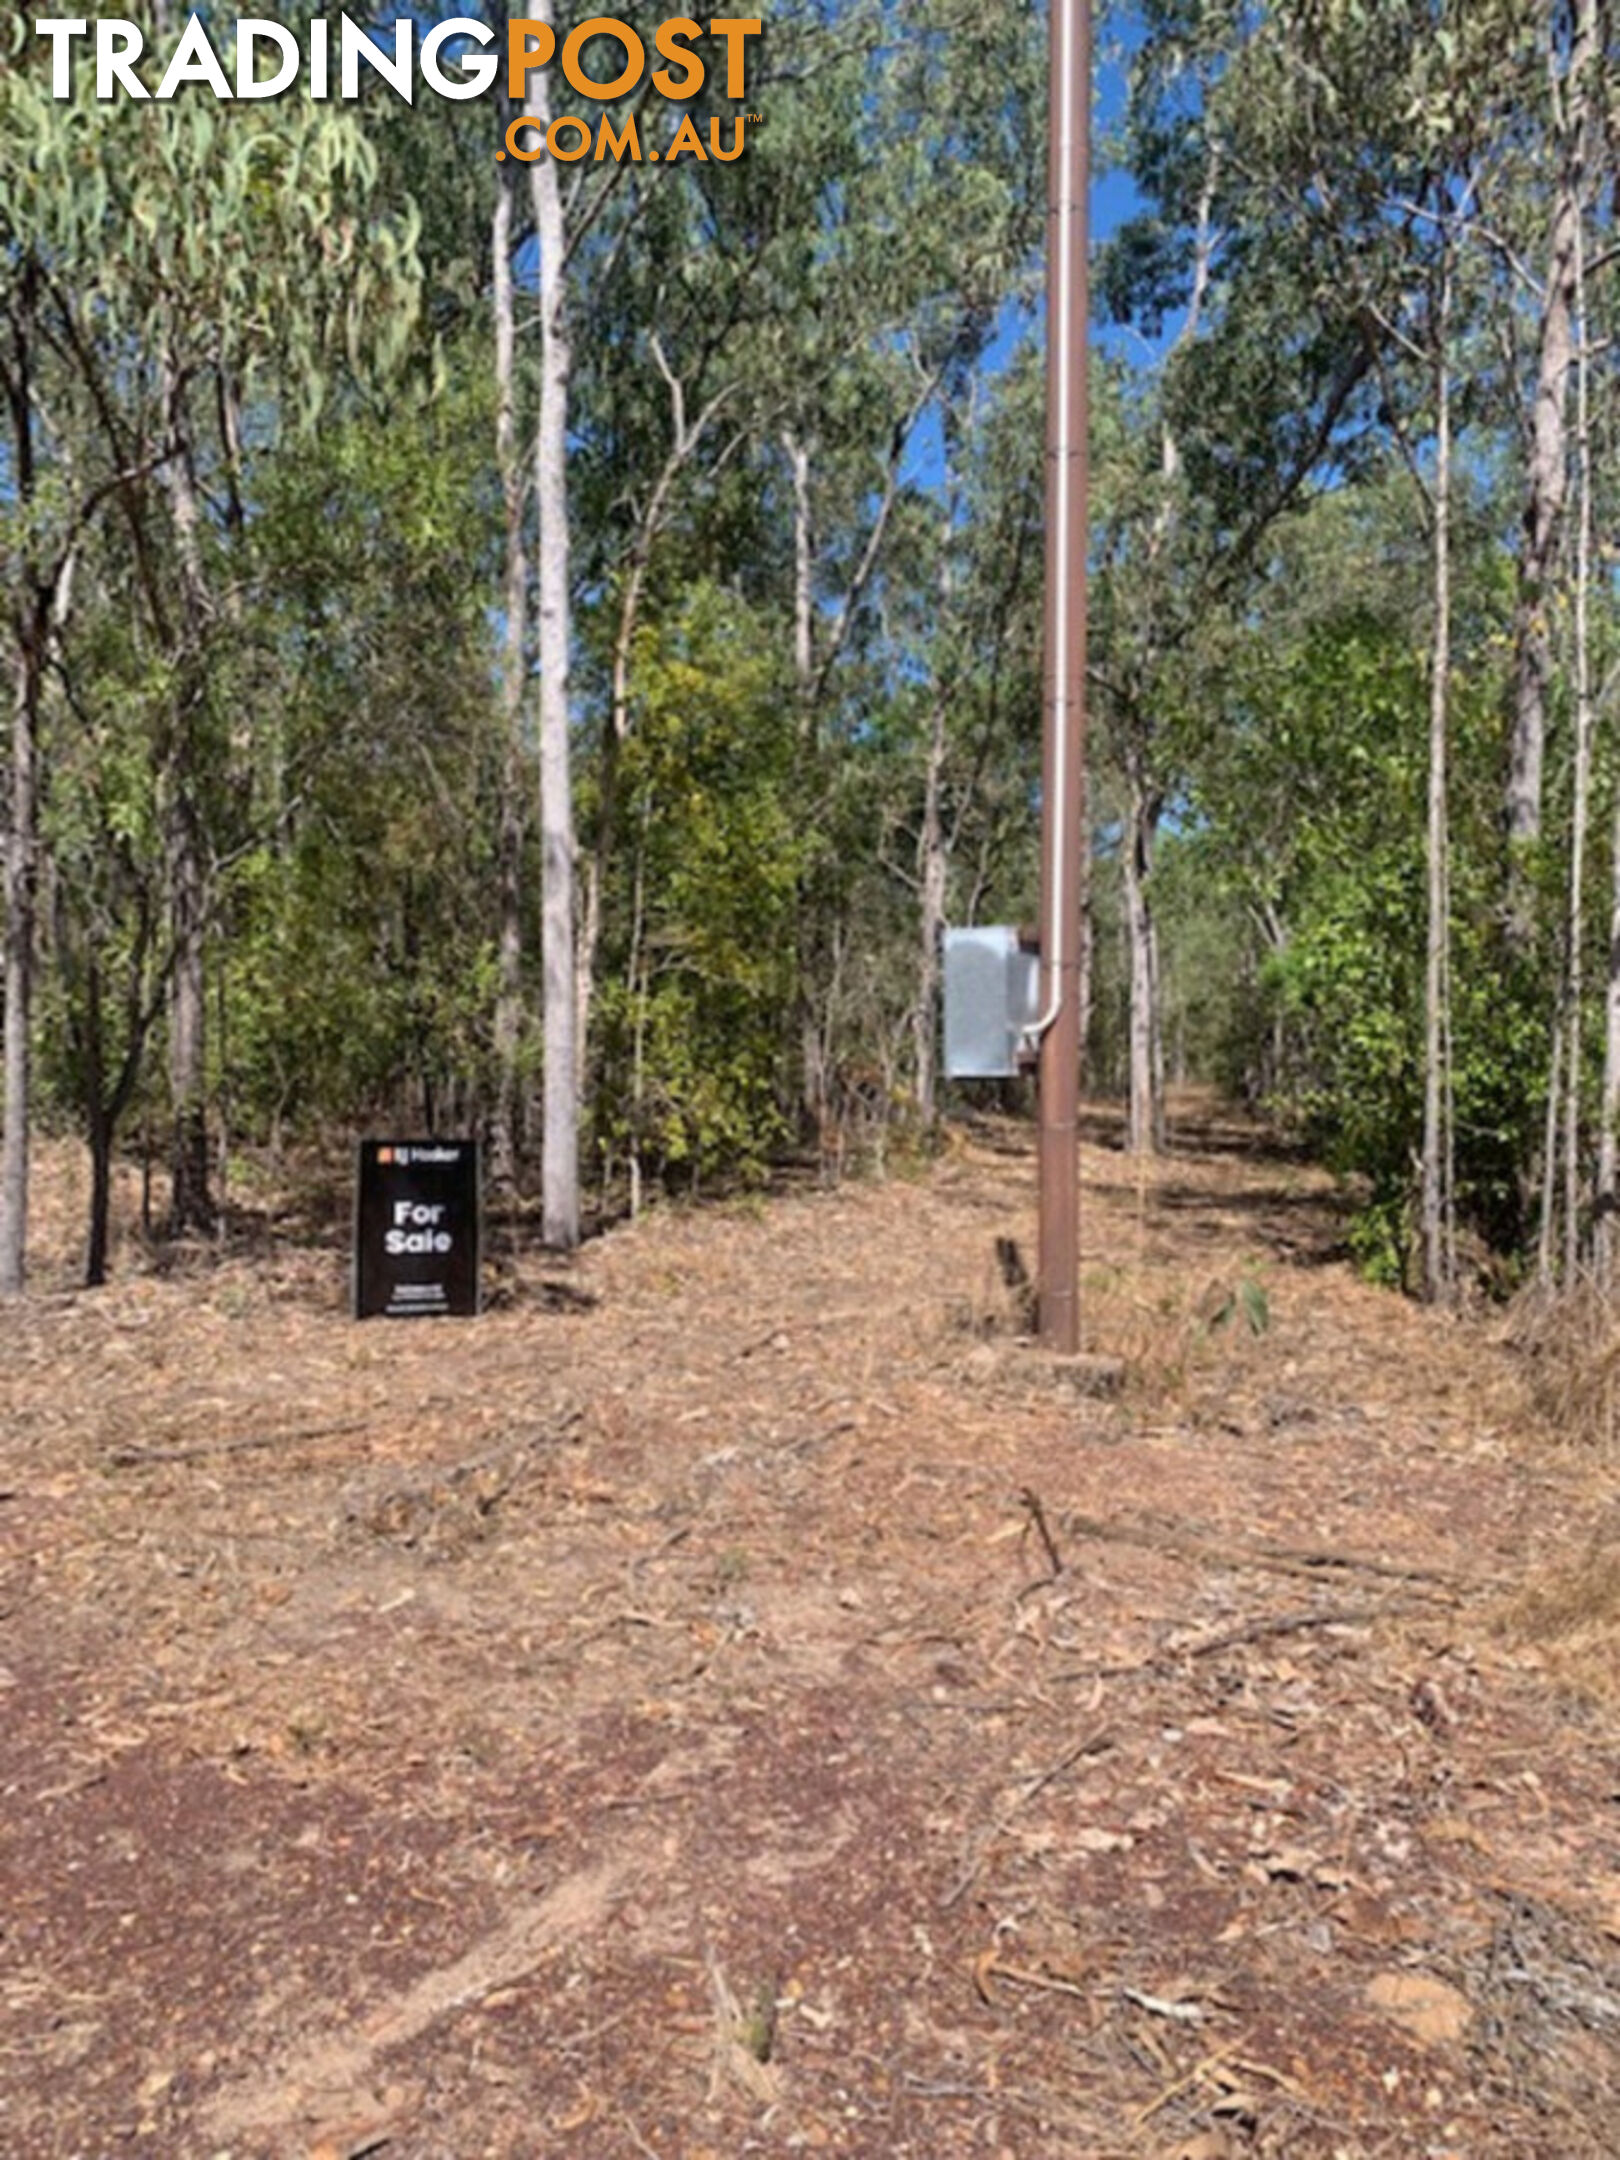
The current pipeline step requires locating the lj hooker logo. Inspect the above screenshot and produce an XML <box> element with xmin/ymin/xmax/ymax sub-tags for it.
<box><xmin>30</xmin><ymin>15</ymin><xmax>764</xmax><ymax>165</ymax></box>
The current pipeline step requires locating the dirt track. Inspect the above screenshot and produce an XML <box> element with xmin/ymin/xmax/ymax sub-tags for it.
<box><xmin>4</xmin><ymin>1105</ymin><xmax>1620</xmax><ymax>2158</ymax></box>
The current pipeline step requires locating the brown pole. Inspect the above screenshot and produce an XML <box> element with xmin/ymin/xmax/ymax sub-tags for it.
<box><xmin>1036</xmin><ymin>0</ymin><xmax>1089</xmax><ymax>1353</ymax></box>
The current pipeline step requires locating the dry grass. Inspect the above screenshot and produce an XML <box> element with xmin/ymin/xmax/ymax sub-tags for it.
<box><xmin>1515</xmin><ymin>1513</ymin><xmax>1620</xmax><ymax>1638</ymax></box>
<box><xmin>1498</xmin><ymin>1277</ymin><xmax>1620</xmax><ymax>1454</ymax></box>
<box><xmin>1493</xmin><ymin>1283</ymin><xmax>1620</xmax><ymax>1705</ymax></box>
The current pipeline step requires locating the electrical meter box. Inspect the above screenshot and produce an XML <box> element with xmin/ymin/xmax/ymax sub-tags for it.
<box><xmin>943</xmin><ymin>926</ymin><xmax>1042</xmax><ymax>1079</ymax></box>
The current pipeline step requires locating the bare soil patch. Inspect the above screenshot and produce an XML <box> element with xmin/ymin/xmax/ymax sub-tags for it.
<box><xmin>5</xmin><ymin>1099</ymin><xmax>1620</xmax><ymax>2157</ymax></box>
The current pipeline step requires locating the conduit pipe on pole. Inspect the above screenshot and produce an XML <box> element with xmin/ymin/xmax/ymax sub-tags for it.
<box><xmin>1033</xmin><ymin>0</ymin><xmax>1089</xmax><ymax>1353</ymax></box>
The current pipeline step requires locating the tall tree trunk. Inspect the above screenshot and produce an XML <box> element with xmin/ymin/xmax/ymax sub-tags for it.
<box><xmin>165</xmin><ymin>792</ymin><xmax>210</xmax><ymax>1231</ymax></box>
<box><xmin>1148</xmin><ymin>901</ymin><xmax>1167</xmax><ymax>1148</ymax></box>
<box><xmin>1582</xmin><ymin>165</ymin><xmax>1620</xmax><ymax>1282</ymax></box>
<box><xmin>2</xmin><ymin>634</ymin><xmax>39</xmax><ymax>1299</ymax></box>
<box><xmin>2</xmin><ymin>263</ymin><xmax>43</xmax><ymax>1299</ymax></box>
<box><xmin>1561</xmin><ymin>163</ymin><xmax>1595</xmax><ymax>1286</ymax></box>
<box><xmin>1077</xmin><ymin>873</ymin><xmax>1094</xmax><ymax>1099</ymax></box>
<box><xmin>1506</xmin><ymin>0</ymin><xmax>1594</xmax><ymax>917</ymax></box>
<box><xmin>581</xmin><ymin>346</ymin><xmax>733</xmax><ymax>1093</ymax></box>
<box><xmin>1124</xmin><ymin>766</ymin><xmax>1161</xmax><ymax>1155</ymax></box>
<box><xmin>490</xmin><ymin>138</ymin><xmax>527</xmax><ymax>1192</ymax></box>
<box><xmin>1421</xmin><ymin>270</ymin><xmax>1454</xmax><ymax>1305</ymax></box>
<box><xmin>915</xmin><ymin>692</ymin><xmax>947</xmax><ymax>1128</ymax></box>
<box><xmin>1541</xmin><ymin>1006</ymin><xmax>1563</xmax><ymax>1287</ymax></box>
<box><xmin>785</xmin><ymin>430</ymin><xmax>815</xmax><ymax>704</ymax></box>
<box><xmin>1596</xmin><ymin>817</ymin><xmax>1620</xmax><ymax>1283</ymax></box>
<box><xmin>783</xmin><ymin>429</ymin><xmax>825</xmax><ymax>1133</ymax></box>
<box><xmin>87</xmin><ymin>1111</ymin><xmax>113</xmax><ymax>1288</ymax></box>
<box><xmin>81</xmin><ymin>952</ymin><xmax>112</xmax><ymax>1289</ymax></box>
<box><xmin>530</xmin><ymin>24</ymin><xmax>579</xmax><ymax>1249</ymax></box>
<box><xmin>914</xmin><ymin>482</ymin><xmax>955</xmax><ymax>1128</ymax></box>
<box><xmin>160</xmin><ymin>349</ymin><xmax>214</xmax><ymax>1235</ymax></box>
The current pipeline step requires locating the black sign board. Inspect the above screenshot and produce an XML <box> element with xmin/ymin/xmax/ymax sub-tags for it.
<box><xmin>354</xmin><ymin>1140</ymin><xmax>481</xmax><ymax>1319</ymax></box>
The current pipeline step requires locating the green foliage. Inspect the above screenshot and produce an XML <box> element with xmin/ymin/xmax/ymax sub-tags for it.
<box><xmin>1193</xmin><ymin>507</ymin><xmax>1537</xmax><ymax>1282</ymax></box>
<box><xmin>216</xmin><ymin>377</ymin><xmax>503</xmax><ymax>1132</ymax></box>
<box><xmin>1204</xmin><ymin>1275</ymin><xmax>1272</xmax><ymax>1335</ymax></box>
<box><xmin>592</xmin><ymin>586</ymin><xmax>805</xmax><ymax>1191</ymax></box>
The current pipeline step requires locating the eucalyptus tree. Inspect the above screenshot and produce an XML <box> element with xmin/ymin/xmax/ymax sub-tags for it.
<box><xmin>1117</xmin><ymin>0</ymin><xmax>1577</xmax><ymax>1281</ymax></box>
<box><xmin>1094</xmin><ymin>0</ymin><xmax>1390</xmax><ymax>1153</ymax></box>
<box><xmin>902</xmin><ymin>345</ymin><xmax>1049</xmax><ymax>1124</ymax></box>
<box><xmin>1506</xmin><ymin>0</ymin><xmax>1602</xmax><ymax>888</ymax></box>
<box><xmin>759</xmin><ymin>0</ymin><xmax>1045</xmax><ymax>1137</ymax></box>
<box><xmin>1</xmin><ymin>16</ymin><xmax>420</xmax><ymax>1276</ymax></box>
<box><xmin>550</xmin><ymin>0</ymin><xmax>1045</xmax><ymax>1182</ymax></box>
<box><xmin>491</xmin><ymin>53</ymin><xmax>529</xmax><ymax>1194</ymax></box>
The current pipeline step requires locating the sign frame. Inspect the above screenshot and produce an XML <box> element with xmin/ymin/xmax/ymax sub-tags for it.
<box><xmin>353</xmin><ymin>1138</ymin><xmax>483</xmax><ymax>1320</ymax></box>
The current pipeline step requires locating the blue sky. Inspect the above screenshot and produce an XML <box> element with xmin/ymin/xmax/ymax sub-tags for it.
<box><xmin>902</xmin><ymin>13</ymin><xmax>1149</xmax><ymax>490</ymax></box>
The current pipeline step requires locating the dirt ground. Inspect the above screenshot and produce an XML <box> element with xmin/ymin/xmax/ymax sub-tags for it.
<box><xmin>5</xmin><ymin>1098</ymin><xmax>1620</xmax><ymax>2159</ymax></box>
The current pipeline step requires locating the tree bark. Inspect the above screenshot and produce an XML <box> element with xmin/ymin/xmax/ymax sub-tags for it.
<box><xmin>81</xmin><ymin>952</ymin><xmax>111</xmax><ymax>1289</ymax></box>
<box><xmin>2</xmin><ymin>634</ymin><xmax>39</xmax><ymax>1299</ymax></box>
<box><xmin>2</xmin><ymin>261</ymin><xmax>43</xmax><ymax>1299</ymax></box>
<box><xmin>1561</xmin><ymin>156</ymin><xmax>1595</xmax><ymax>1286</ymax></box>
<box><xmin>914</xmin><ymin>481</ymin><xmax>956</xmax><ymax>1128</ymax></box>
<box><xmin>783</xmin><ymin>429</ymin><xmax>826</xmax><ymax>1134</ymax></box>
<box><xmin>1576</xmin><ymin>124</ymin><xmax>1620</xmax><ymax>1282</ymax></box>
<box><xmin>165</xmin><ymin>790</ymin><xmax>210</xmax><ymax>1233</ymax></box>
<box><xmin>784</xmin><ymin>429</ymin><xmax>815</xmax><ymax>712</ymax></box>
<box><xmin>530</xmin><ymin>21</ymin><xmax>579</xmax><ymax>1249</ymax></box>
<box><xmin>159</xmin><ymin>347</ymin><xmax>215</xmax><ymax>1235</ymax></box>
<box><xmin>490</xmin><ymin>139</ymin><xmax>527</xmax><ymax>1192</ymax></box>
<box><xmin>1506</xmin><ymin>0</ymin><xmax>1594</xmax><ymax>906</ymax></box>
<box><xmin>1124</xmin><ymin>764</ymin><xmax>1162</xmax><ymax>1156</ymax></box>
<box><xmin>915</xmin><ymin>689</ymin><xmax>948</xmax><ymax>1127</ymax></box>
<box><xmin>1421</xmin><ymin>268</ymin><xmax>1454</xmax><ymax>1305</ymax></box>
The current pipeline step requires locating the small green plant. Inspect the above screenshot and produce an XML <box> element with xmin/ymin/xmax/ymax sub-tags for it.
<box><xmin>1207</xmin><ymin>1275</ymin><xmax>1271</xmax><ymax>1336</ymax></box>
<box><xmin>1346</xmin><ymin>1197</ymin><xmax>1408</xmax><ymax>1289</ymax></box>
<box><xmin>714</xmin><ymin>1546</ymin><xmax>750</xmax><ymax>1591</ymax></box>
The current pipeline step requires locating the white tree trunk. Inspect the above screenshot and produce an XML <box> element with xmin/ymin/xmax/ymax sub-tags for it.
<box><xmin>1124</xmin><ymin>769</ymin><xmax>1161</xmax><ymax>1155</ymax></box>
<box><xmin>1421</xmin><ymin>273</ymin><xmax>1454</xmax><ymax>1305</ymax></box>
<box><xmin>1569</xmin><ymin>136</ymin><xmax>1620</xmax><ymax>1285</ymax></box>
<box><xmin>915</xmin><ymin>689</ymin><xmax>947</xmax><ymax>1126</ymax></box>
<box><xmin>159</xmin><ymin>348</ymin><xmax>214</xmax><ymax>1234</ymax></box>
<box><xmin>1561</xmin><ymin>165</ymin><xmax>1594</xmax><ymax>1285</ymax></box>
<box><xmin>1507</xmin><ymin>0</ymin><xmax>1595</xmax><ymax>875</ymax></box>
<box><xmin>491</xmin><ymin>149</ymin><xmax>526</xmax><ymax>1191</ymax></box>
<box><xmin>784</xmin><ymin>429</ymin><xmax>815</xmax><ymax>710</ymax></box>
<box><xmin>530</xmin><ymin>29</ymin><xmax>579</xmax><ymax>1248</ymax></box>
<box><xmin>783</xmin><ymin>429</ymin><xmax>825</xmax><ymax>1131</ymax></box>
<box><xmin>914</xmin><ymin>483</ymin><xmax>955</xmax><ymax>1128</ymax></box>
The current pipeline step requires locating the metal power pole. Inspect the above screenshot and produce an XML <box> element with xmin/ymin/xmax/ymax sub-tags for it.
<box><xmin>1036</xmin><ymin>0</ymin><xmax>1089</xmax><ymax>1352</ymax></box>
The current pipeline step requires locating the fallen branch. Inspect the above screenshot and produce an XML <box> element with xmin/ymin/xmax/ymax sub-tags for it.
<box><xmin>941</xmin><ymin>1723</ymin><xmax>1114</xmax><ymax>1909</ymax></box>
<box><xmin>107</xmin><ymin>1418</ymin><xmax>369</xmax><ymax>1468</ymax></box>
<box><xmin>343</xmin><ymin>1414</ymin><xmax>582</xmax><ymax>1552</ymax></box>
<box><xmin>1052</xmin><ymin>1598</ymin><xmax>1432</xmax><ymax>1684</ymax></box>
<box><xmin>974</xmin><ymin>1954</ymin><xmax>1091</xmax><ymax>2006</ymax></box>
<box><xmin>1176</xmin><ymin>1600</ymin><xmax>1424</xmax><ymax>1660</ymax></box>
<box><xmin>1122</xmin><ymin>1985</ymin><xmax>1206</xmax><ymax>2024</ymax></box>
<box><xmin>1064</xmin><ymin>1508</ymin><xmax>1480</xmax><ymax>1597</ymax></box>
<box><xmin>1129</xmin><ymin>2042</ymin><xmax>1242</xmax><ymax>2128</ymax></box>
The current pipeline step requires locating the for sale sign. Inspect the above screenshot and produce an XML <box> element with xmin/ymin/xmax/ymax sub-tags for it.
<box><xmin>354</xmin><ymin>1140</ymin><xmax>481</xmax><ymax>1319</ymax></box>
